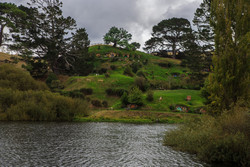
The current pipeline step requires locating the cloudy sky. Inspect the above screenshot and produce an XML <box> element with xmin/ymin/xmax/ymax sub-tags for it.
<box><xmin>2</xmin><ymin>0</ymin><xmax>202</xmax><ymax>49</ymax></box>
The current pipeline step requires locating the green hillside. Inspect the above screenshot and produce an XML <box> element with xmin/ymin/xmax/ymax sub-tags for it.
<box><xmin>61</xmin><ymin>45</ymin><xmax>205</xmax><ymax>113</ymax></box>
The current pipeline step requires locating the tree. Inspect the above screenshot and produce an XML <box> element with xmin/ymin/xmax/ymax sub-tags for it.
<box><xmin>69</xmin><ymin>28</ymin><xmax>94</xmax><ymax>75</ymax></box>
<box><xmin>205</xmin><ymin>0</ymin><xmax>249</xmax><ymax>114</ymax></box>
<box><xmin>11</xmin><ymin>0</ymin><xmax>78</xmax><ymax>73</ymax></box>
<box><xmin>193</xmin><ymin>0</ymin><xmax>214</xmax><ymax>52</ymax></box>
<box><xmin>144</xmin><ymin>17</ymin><xmax>192</xmax><ymax>59</ymax></box>
<box><xmin>103</xmin><ymin>26</ymin><xmax>132</xmax><ymax>48</ymax></box>
<box><xmin>129</xmin><ymin>42</ymin><xmax>140</xmax><ymax>51</ymax></box>
<box><xmin>128</xmin><ymin>87</ymin><xmax>144</xmax><ymax>106</ymax></box>
<box><xmin>0</xmin><ymin>2</ymin><xmax>26</xmax><ymax>46</ymax></box>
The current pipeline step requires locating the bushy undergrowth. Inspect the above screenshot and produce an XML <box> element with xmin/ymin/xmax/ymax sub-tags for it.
<box><xmin>0</xmin><ymin>88</ymin><xmax>89</xmax><ymax>121</ymax></box>
<box><xmin>164</xmin><ymin>103</ymin><xmax>250</xmax><ymax>166</ymax></box>
<box><xmin>0</xmin><ymin>64</ymin><xmax>89</xmax><ymax>121</ymax></box>
<box><xmin>0</xmin><ymin>64</ymin><xmax>48</xmax><ymax>91</ymax></box>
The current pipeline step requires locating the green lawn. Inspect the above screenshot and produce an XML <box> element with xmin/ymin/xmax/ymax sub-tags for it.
<box><xmin>144</xmin><ymin>89</ymin><xmax>205</xmax><ymax>111</ymax></box>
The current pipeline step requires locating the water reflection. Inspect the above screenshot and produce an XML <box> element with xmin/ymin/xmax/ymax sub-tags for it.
<box><xmin>0</xmin><ymin>122</ymin><xmax>205</xmax><ymax>166</ymax></box>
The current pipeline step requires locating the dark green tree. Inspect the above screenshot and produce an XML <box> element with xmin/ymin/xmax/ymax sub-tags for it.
<box><xmin>11</xmin><ymin>0</ymin><xmax>77</xmax><ymax>73</ymax></box>
<box><xmin>193</xmin><ymin>0</ymin><xmax>214</xmax><ymax>52</ymax></box>
<box><xmin>205</xmin><ymin>0</ymin><xmax>249</xmax><ymax>114</ymax></box>
<box><xmin>0</xmin><ymin>2</ymin><xmax>26</xmax><ymax>46</ymax></box>
<box><xmin>69</xmin><ymin>28</ymin><xmax>94</xmax><ymax>75</ymax></box>
<box><xmin>144</xmin><ymin>17</ymin><xmax>192</xmax><ymax>59</ymax></box>
<box><xmin>103</xmin><ymin>26</ymin><xmax>132</xmax><ymax>48</ymax></box>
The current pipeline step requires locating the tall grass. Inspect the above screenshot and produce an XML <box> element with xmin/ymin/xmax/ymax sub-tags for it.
<box><xmin>164</xmin><ymin>102</ymin><xmax>250</xmax><ymax>166</ymax></box>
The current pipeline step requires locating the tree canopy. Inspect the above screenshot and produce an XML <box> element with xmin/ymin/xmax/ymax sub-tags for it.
<box><xmin>0</xmin><ymin>2</ymin><xmax>26</xmax><ymax>46</ymax></box>
<box><xmin>10</xmin><ymin>0</ymin><xmax>92</xmax><ymax>75</ymax></box>
<box><xmin>103</xmin><ymin>26</ymin><xmax>132</xmax><ymax>48</ymax></box>
<box><xmin>144</xmin><ymin>17</ymin><xmax>192</xmax><ymax>59</ymax></box>
<box><xmin>204</xmin><ymin>0</ymin><xmax>249</xmax><ymax>114</ymax></box>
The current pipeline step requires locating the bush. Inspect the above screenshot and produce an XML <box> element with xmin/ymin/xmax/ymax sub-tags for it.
<box><xmin>158</xmin><ymin>62</ymin><xmax>174</xmax><ymax>68</ymax></box>
<box><xmin>121</xmin><ymin>92</ymin><xmax>129</xmax><ymax>107</ymax></box>
<box><xmin>130</xmin><ymin>62</ymin><xmax>142</xmax><ymax>73</ymax></box>
<box><xmin>128</xmin><ymin>87</ymin><xmax>144</xmax><ymax>106</ymax></box>
<box><xmin>61</xmin><ymin>90</ymin><xmax>85</xmax><ymax>99</ymax></box>
<box><xmin>146</xmin><ymin>91</ymin><xmax>154</xmax><ymax>102</ymax></box>
<box><xmin>105</xmin><ymin>73</ymin><xmax>110</xmax><ymax>78</ymax></box>
<box><xmin>102</xmin><ymin>101</ymin><xmax>108</xmax><ymax>108</ymax></box>
<box><xmin>98</xmin><ymin>68</ymin><xmax>108</xmax><ymax>74</ymax></box>
<box><xmin>134</xmin><ymin>77</ymin><xmax>149</xmax><ymax>92</ymax></box>
<box><xmin>110</xmin><ymin>65</ymin><xmax>117</xmax><ymax>70</ymax></box>
<box><xmin>136</xmin><ymin>70</ymin><xmax>146</xmax><ymax>78</ymax></box>
<box><xmin>80</xmin><ymin>88</ymin><xmax>93</xmax><ymax>95</ymax></box>
<box><xmin>123</xmin><ymin>66</ymin><xmax>134</xmax><ymax>77</ymax></box>
<box><xmin>164</xmin><ymin>103</ymin><xmax>250</xmax><ymax>166</ymax></box>
<box><xmin>0</xmin><ymin>64</ymin><xmax>48</xmax><ymax>91</ymax></box>
<box><xmin>91</xmin><ymin>99</ymin><xmax>102</xmax><ymax>107</ymax></box>
<box><xmin>0</xmin><ymin>88</ymin><xmax>89</xmax><ymax>121</ymax></box>
<box><xmin>105</xmin><ymin>88</ymin><xmax>128</xmax><ymax>97</ymax></box>
<box><xmin>46</xmin><ymin>73</ymin><xmax>58</xmax><ymax>87</ymax></box>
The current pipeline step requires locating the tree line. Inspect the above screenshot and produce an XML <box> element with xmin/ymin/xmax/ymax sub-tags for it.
<box><xmin>1</xmin><ymin>0</ymin><xmax>213</xmax><ymax>75</ymax></box>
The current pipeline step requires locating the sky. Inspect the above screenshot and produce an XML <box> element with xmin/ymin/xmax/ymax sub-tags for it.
<box><xmin>2</xmin><ymin>0</ymin><xmax>203</xmax><ymax>49</ymax></box>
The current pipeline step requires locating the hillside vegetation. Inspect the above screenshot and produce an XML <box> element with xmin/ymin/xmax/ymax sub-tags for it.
<box><xmin>59</xmin><ymin>45</ymin><xmax>205</xmax><ymax>114</ymax></box>
<box><xmin>0</xmin><ymin>64</ymin><xmax>89</xmax><ymax>121</ymax></box>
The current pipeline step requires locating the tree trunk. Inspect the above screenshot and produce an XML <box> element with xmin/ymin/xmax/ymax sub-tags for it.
<box><xmin>113</xmin><ymin>42</ymin><xmax>117</xmax><ymax>47</ymax></box>
<box><xmin>0</xmin><ymin>25</ymin><xmax>4</xmax><ymax>47</ymax></box>
<box><xmin>172</xmin><ymin>41</ymin><xmax>176</xmax><ymax>59</ymax></box>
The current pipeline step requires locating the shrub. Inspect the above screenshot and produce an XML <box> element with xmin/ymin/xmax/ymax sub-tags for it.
<box><xmin>164</xmin><ymin>103</ymin><xmax>250</xmax><ymax>166</ymax></box>
<box><xmin>0</xmin><ymin>89</ymin><xmax>89</xmax><ymax>121</ymax></box>
<box><xmin>158</xmin><ymin>62</ymin><xmax>174</xmax><ymax>68</ymax></box>
<box><xmin>134</xmin><ymin>77</ymin><xmax>149</xmax><ymax>92</ymax></box>
<box><xmin>121</xmin><ymin>92</ymin><xmax>129</xmax><ymax>107</ymax></box>
<box><xmin>110</xmin><ymin>65</ymin><xmax>117</xmax><ymax>70</ymax></box>
<box><xmin>105</xmin><ymin>73</ymin><xmax>110</xmax><ymax>78</ymax></box>
<box><xmin>146</xmin><ymin>91</ymin><xmax>154</xmax><ymax>102</ymax></box>
<box><xmin>128</xmin><ymin>87</ymin><xmax>144</xmax><ymax>106</ymax></box>
<box><xmin>80</xmin><ymin>88</ymin><xmax>93</xmax><ymax>95</ymax></box>
<box><xmin>123</xmin><ymin>66</ymin><xmax>134</xmax><ymax>77</ymax></box>
<box><xmin>105</xmin><ymin>88</ymin><xmax>128</xmax><ymax>97</ymax></box>
<box><xmin>91</xmin><ymin>99</ymin><xmax>102</xmax><ymax>107</ymax></box>
<box><xmin>65</xmin><ymin>90</ymin><xmax>85</xmax><ymax>99</ymax></box>
<box><xmin>46</xmin><ymin>73</ymin><xmax>58</xmax><ymax>87</ymax></box>
<box><xmin>136</xmin><ymin>70</ymin><xmax>146</xmax><ymax>78</ymax></box>
<box><xmin>102</xmin><ymin>101</ymin><xmax>108</xmax><ymax>108</ymax></box>
<box><xmin>0</xmin><ymin>64</ymin><xmax>48</xmax><ymax>91</ymax></box>
<box><xmin>98</xmin><ymin>68</ymin><xmax>108</xmax><ymax>74</ymax></box>
<box><xmin>130</xmin><ymin>62</ymin><xmax>142</xmax><ymax>73</ymax></box>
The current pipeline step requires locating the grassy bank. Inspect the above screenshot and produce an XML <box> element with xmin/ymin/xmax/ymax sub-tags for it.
<box><xmin>75</xmin><ymin>109</ymin><xmax>201</xmax><ymax>124</ymax></box>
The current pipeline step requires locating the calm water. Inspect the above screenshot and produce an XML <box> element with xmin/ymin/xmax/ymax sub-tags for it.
<box><xmin>0</xmin><ymin>122</ymin><xmax>206</xmax><ymax>167</ymax></box>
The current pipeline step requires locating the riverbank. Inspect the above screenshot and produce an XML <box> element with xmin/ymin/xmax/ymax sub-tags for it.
<box><xmin>75</xmin><ymin>109</ymin><xmax>202</xmax><ymax>124</ymax></box>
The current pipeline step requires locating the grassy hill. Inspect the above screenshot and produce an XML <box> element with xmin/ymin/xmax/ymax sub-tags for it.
<box><xmin>61</xmin><ymin>45</ymin><xmax>205</xmax><ymax>114</ymax></box>
<box><xmin>0</xmin><ymin>45</ymin><xmax>206</xmax><ymax>123</ymax></box>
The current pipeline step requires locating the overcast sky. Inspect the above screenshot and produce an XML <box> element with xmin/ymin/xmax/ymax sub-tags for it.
<box><xmin>2</xmin><ymin>0</ymin><xmax>203</xmax><ymax>49</ymax></box>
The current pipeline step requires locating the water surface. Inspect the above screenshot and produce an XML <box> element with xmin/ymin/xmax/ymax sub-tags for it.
<box><xmin>0</xmin><ymin>122</ymin><xmax>205</xmax><ymax>166</ymax></box>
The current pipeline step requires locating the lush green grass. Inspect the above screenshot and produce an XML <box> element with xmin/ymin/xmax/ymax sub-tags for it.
<box><xmin>89</xmin><ymin>45</ymin><xmax>156</xmax><ymax>60</ymax></box>
<box><xmin>144</xmin><ymin>89</ymin><xmax>205</xmax><ymax>111</ymax></box>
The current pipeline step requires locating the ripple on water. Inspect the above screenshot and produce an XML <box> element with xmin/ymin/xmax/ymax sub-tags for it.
<box><xmin>0</xmin><ymin>122</ymin><xmax>205</xmax><ymax>167</ymax></box>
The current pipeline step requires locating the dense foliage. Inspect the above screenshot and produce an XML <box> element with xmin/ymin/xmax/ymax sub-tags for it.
<box><xmin>164</xmin><ymin>102</ymin><xmax>250</xmax><ymax>166</ymax></box>
<box><xmin>144</xmin><ymin>17</ymin><xmax>192</xmax><ymax>59</ymax></box>
<box><xmin>5</xmin><ymin>0</ymin><xmax>92</xmax><ymax>76</ymax></box>
<box><xmin>205</xmin><ymin>0</ymin><xmax>250</xmax><ymax>114</ymax></box>
<box><xmin>0</xmin><ymin>64</ymin><xmax>89</xmax><ymax>121</ymax></box>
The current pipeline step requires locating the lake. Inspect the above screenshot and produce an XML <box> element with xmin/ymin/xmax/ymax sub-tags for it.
<box><xmin>0</xmin><ymin>122</ymin><xmax>206</xmax><ymax>166</ymax></box>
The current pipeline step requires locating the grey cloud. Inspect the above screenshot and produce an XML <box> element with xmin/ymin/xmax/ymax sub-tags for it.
<box><xmin>2</xmin><ymin>0</ymin><xmax>203</xmax><ymax>48</ymax></box>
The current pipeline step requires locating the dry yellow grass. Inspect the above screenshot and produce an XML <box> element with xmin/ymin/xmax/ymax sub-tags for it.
<box><xmin>0</xmin><ymin>52</ymin><xmax>26</xmax><ymax>69</ymax></box>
